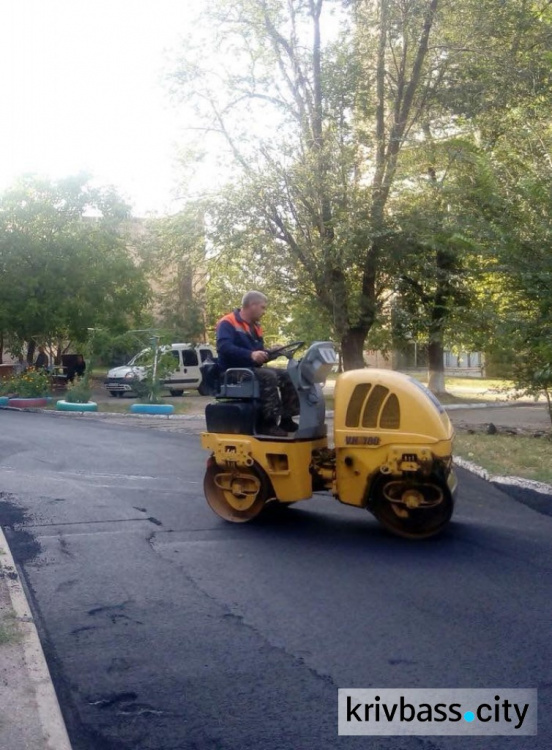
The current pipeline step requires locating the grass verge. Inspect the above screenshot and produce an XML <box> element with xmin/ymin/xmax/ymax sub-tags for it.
<box><xmin>0</xmin><ymin>612</ymin><xmax>21</xmax><ymax>646</ymax></box>
<box><xmin>454</xmin><ymin>433</ymin><xmax>552</xmax><ymax>485</ymax></box>
<box><xmin>94</xmin><ymin>400</ymin><xmax>194</xmax><ymax>415</ymax></box>
<box><xmin>44</xmin><ymin>393</ymin><xmax>205</xmax><ymax>415</ymax></box>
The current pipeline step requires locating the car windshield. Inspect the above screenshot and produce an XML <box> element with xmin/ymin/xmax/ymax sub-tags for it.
<box><xmin>127</xmin><ymin>350</ymin><xmax>150</xmax><ymax>366</ymax></box>
<box><xmin>127</xmin><ymin>346</ymin><xmax>171</xmax><ymax>367</ymax></box>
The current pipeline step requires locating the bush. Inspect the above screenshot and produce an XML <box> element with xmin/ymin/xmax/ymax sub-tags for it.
<box><xmin>65</xmin><ymin>377</ymin><xmax>92</xmax><ymax>404</ymax></box>
<box><xmin>132</xmin><ymin>348</ymin><xmax>176</xmax><ymax>404</ymax></box>
<box><xmin>8</xmin><ymin>368</ymin><xmax>51</xmax><ymax>397</ymax></box>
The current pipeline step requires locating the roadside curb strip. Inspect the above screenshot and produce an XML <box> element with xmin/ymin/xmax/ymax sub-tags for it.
<box><xmin>0</xmin><ymin>405</ymin><xmax>200</xmax><ymax>420</ymax></box>
<box><xmin>453</xmin><ymin>455</ymin><xmax>552</xmax><ymax>512</ymax></box>
<box><xmin>446</xmin><ymin>403</ymin><xmax>493</xmax><ymax>410</ymax></box>
<box><xmin>444</xmin><ymin>402</ymin><xmax>543</xmax><ymax>410</ymax></box>
<box><xmin>0</xmin><ymin>527</ymin><xmax>72</xmax><ymax>750</ymax></box>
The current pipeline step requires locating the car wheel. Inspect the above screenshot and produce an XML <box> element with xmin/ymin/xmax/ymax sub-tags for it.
<box><xmin>169</xmin><ymin>389</ymin><xmax>184</xmax><ymax>397</ymax></box>
<box><xmin>109</xmin><ymin>391</ymin><xmax>118</xmax><ymax>397</ymax></box>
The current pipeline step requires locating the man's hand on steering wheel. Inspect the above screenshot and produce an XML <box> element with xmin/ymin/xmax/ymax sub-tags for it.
<box><xmin>251</xmin><ymin>350</ymin><xmax>269</xmax><ymax>365</ymax></box>
<box><xmin>266</xmin><ymin>341</ymin><xmax>305</xmax><ymax>362</ymax></box>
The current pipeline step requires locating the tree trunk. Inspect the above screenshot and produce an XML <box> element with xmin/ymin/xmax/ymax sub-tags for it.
<box><xmin>55</xmin><ymin>340</ymin><xmax>63</xmax><ymax>366</ymax></box>
<box><xmin>544</xmin><ymin>389</ymin><xmax>552</xmax><ymax>431</ymax></box>
<box><xmin>0</xmin><ymin>333</ymin><xmax>3</xmax><ymax>364</ymax></box>
<box><xmin>341</xmin><ymin>328</ymin><xmax>368</xmax><ymax>370</ymax></box>
<box><xmin>427</xmin><ymin>242</ymin><xmax>450</xmax><ymax>394</ymax></box>
<box><xmin>27</xmin><ymin>339</ymin><xmax>37</xmax><ymax>365</ymax></box>
<box><xmin>428</xmin><ymin>339</ymin><xmax>445</xmax><ymax>394</ymax></box>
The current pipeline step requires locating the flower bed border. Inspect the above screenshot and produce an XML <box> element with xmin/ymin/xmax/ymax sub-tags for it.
<box><xmin>55</xmin><ymin>400</ymin><xmax>98</xmax><ymax>412</ymax></box>
<box><xmin>8</xmin><ymin>397</ymin><xmax>49</xmax><ymax>409</ymax></box>
<box><xmin>130</xmin><ymin>403</ymin><xmax>175</xmax><ymax>415</ymax></box>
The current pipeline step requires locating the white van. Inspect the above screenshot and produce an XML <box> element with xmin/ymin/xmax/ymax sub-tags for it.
<box><xmin>103</xmin><ymin>343</ymin><xmax>216</xmax><ymax>397</ymax></box>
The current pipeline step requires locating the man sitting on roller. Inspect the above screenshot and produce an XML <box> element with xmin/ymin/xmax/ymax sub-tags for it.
<box><xmin>216</xmin><ymin>291</ymin><xmax>300</xmax><ymax>437</ymax></box>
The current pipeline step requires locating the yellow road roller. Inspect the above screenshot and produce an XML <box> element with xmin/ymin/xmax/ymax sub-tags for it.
<box><xmin>201</xmin><ymin>342</ymin><xmax>457</xmax><ymax>539</ymax></box>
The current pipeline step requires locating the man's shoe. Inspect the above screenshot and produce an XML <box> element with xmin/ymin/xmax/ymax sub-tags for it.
<box><xmin>263</xmin><ymin>424</ymin><xmax>288</xmax><ymax>437</ymax></box>
<box><xmin>280</xmin><ymin>418</ymin><xmax>299</xmax><ymax>432</ymax></box>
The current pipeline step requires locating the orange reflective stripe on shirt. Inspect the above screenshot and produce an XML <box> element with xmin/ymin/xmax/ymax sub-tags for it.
<box><xmin>217</xmin><ymin>311</ymin><xmax>263</xmax><ymax>339</ymax></box>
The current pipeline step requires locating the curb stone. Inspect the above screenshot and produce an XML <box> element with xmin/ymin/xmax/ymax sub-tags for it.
<box><xmin>0</xmin><ymin>405</ymin><xmax>200</xmax><ymax>420</ymax></box>
<box><xmin>0</xmin><ymin>527</ymin><xmax>72</xmax><ymax>750</ymax></box>
<box><xmin>446</xmin><ymin>403</ymin><xmax>494</xmax><ymax>410</ymax></box>
<box><xmin>453</xmin><ymin>455</ymin><xmax>552</xmax><ymax>514</ymax></box>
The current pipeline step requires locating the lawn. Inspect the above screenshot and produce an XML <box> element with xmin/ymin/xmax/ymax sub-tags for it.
<box><xmin>411</xmin><ymin>374</ymin><xmax>517</xmax><ymax>402</ymax></box>
<box><xmin>453</xmin><ymin>433</ymin><xmax>552</xmax><ymax>485</ymax></box>
<box><xmin>94</xmin><ymin>399</ymin><xmax>196</xmax><ymax>415</ymax></box>
<box><xmin>44</xmin><ymin>397</ymin><xmax>202</xmax><ymax>415</ymax></box>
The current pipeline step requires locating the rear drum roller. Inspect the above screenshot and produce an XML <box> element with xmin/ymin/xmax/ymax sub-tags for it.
<box><xmin>204</xmin><ymin>458</ymin><xmax>271</xmax><ymax>523</ymax></box>
<box><xmin>368</xmin><ymin>475</ymin><xmax>454</xmax><ymax>540</ymax></box>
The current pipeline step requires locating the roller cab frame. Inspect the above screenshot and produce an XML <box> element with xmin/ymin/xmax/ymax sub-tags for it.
<box><xmin>201</xmin><ymin>342</ymin><xmax>457</xmax><ymax>539</ymax></box>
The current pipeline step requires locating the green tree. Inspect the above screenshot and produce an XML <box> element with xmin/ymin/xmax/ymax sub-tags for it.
<box><xmin>488</xmin><ymin>113</ymin><xmax>552</xmax><ymax>422</ymax></box>
<box><xmin>171</xmin><ymin>0</ymin><xmax>552</xmax><ymax>378</ymax></box>
<box><xmin>0</xmin><ymin>174</ymin><xmax>151</xmax><ymax>361</ymax></box>
<box><xmin>172</xmin><ymin>0</ymin><xmax>445</xmax><ymax>368</ymax></box>
<box><xmin>141</xmin><ymin>205</ymin><xmax>209</xmax><ymax>343</ymax></box>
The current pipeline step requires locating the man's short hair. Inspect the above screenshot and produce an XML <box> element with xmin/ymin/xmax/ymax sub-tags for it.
<box><xmin>242</xmin><ymin>290</ymin><xmax>267</xmax><ymax>308</ymax></box>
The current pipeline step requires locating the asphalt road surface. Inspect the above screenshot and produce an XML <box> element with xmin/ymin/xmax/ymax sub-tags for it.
<box><xmin>0</xmin><ymin>410</ymin><xmax>550</xmax><ymax>750</ymax></box>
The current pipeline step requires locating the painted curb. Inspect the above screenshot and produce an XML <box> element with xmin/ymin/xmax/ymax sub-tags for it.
<box><xmin>130</xmin><ymin>403</ymin><xmax>175</xmax><ymax>415</ymax></box>
<box><xmin>0</xmin><ymin>407</ymin><xmax>203</xmax><ymax>420</ymax></box>
<box><xmin>0</xmin><ymin>396</ymin><xmax>9</xmax><ymax>406</ymax></box>
<box><xmin>8</xmin><ymin>397</ymin><xmax>49</xmax><ymax>409</ymax></box>
<box><xmin>55</xmin><ymin>400</ymin><xmax>98</xmax><ymax>412</ymax></box>
<box><xmin>0</xmin><ymin>527</ymin><xmax>73</xmax><ymax>750</ymax></box>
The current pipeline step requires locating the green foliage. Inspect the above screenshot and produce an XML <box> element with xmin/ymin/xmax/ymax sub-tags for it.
<box><xmin>168</xmin><ymin>0</ymin><xmax>552</xmax><ymax>376</ymax></box>
<box><xmin>139</xmin><ymin>206</ymin><xmax>207</xmax><ymax>343</ymax></box>
<box><xmin>6</xmin><ymin>368</ymin><xmax>50</xmax><ymax>397</ymax></box>
<box><xmin>0</xmin><ymin>174</ymin><xmax>151</xmax><ymax>354</ymax></box>
<box><xmin>203</xmin><ymin>230</ymin><xmax>336</xmax><ymax>347</ymax></box>
<box><xmin>483</xmin><ymin>111</ymin><xmax>552</xmax><ymax>423</ymax></box>
<box><xmin>131</xmin><ymin>343</ymin><xmax>177</xmax><ymax>403</ymax></box>
<box><xmin>65</xmin><ymin>376</ymin><xmax>92</xmax><ymax>404</ymax></box>
<box><xmin>90</xmin><ymin>329</ymin><xmax>155</xmax><ymax>368</ymax></box>
<box><xmin>507</xmin><ymin>319</ymin><xmax>552</xmax><ymax>427</ymax></box>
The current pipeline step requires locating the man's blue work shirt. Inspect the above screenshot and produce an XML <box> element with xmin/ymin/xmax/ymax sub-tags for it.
<box><xmin>216</xmin><ymin>308</ymin><xmax>265</xmax><ymax>371</ymax></box>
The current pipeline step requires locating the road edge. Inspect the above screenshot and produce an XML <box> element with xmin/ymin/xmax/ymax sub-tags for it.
<box><xmin>0</xmin><ymin>527</ymin><xmax>73</xmax><ymax>750</ymax></box>
<box><xmin>453</xmin><ymin>455</ymin><xmax>552</xmax><ymax>498</ymax></box>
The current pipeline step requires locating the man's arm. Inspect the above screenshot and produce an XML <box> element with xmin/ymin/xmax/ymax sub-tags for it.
<box><xmin>217</xmin><ymin>320</ymin><xmax>264</xmax><ymax>367</ymax></box>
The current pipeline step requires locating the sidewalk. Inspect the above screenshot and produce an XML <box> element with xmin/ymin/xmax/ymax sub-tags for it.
<box><xmin>0</xmin><ymin>528</ymin><xmax>72</xmax><ymax>750</ymax></box>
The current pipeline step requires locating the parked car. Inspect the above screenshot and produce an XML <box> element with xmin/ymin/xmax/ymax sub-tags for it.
<box><xmin>103</xmin><ymin>343</ymin><xmax>216</xmax><ymax>397</ymax></box>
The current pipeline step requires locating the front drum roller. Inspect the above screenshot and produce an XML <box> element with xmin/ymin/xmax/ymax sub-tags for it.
<box><xmin>204</xmin><ymin>458</ymin><xmax>272</xmax><ymax>523</ymax></box>
<box><xmin>368</xmin><ymin>475</ymin><xmax>454</xmax><ymax>540</ymax></box>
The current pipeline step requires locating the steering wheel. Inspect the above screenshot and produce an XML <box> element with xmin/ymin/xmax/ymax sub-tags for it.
<box><xmin>266</xmin><ymin>341</ymin><xmax>305</xmax><ymax>361</ymax></box>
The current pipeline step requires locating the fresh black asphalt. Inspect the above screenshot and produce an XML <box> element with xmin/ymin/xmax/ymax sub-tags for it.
<box><xmin>0</xmin><ymin>410</ymin><xmax>550</xmax><ymax>749</ymax></box>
